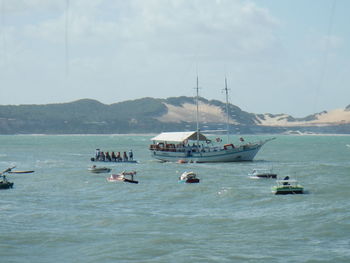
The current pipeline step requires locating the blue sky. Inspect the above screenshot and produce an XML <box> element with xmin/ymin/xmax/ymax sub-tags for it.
<box><xmin>0</xmin><ymin>0</ymin><xmax>348</xmax><ymax>117</ymax></box>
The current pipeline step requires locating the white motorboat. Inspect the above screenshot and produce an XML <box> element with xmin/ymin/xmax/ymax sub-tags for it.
<box><xmin>249</xmin><ymin>168</ymin><xmax>277</xmax><ymax>179</ymax></box>
<box><xmin>178</xmin><ymin>171</ymin><xmax>200</xmax><ymax>184</ymax></box>
<box><xmin>88</xmin><ymin>166</ymin><xmax>111</xmax><ymax>174</ymax></box>
<box><xmin>107</xmin><ymin>171</ymin><xmax>138</xmax><ymax>184</ymax></box>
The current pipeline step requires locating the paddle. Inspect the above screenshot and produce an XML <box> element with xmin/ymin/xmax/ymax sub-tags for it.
<box><xmin>1</xmin><ymin>166</ymin><xmax>16</xmax><ymax>175</ymax></box>
<box><xmin>8</xmin><ymin>171</ymin><xmax>34</xmax><ymax>174</ymax></box>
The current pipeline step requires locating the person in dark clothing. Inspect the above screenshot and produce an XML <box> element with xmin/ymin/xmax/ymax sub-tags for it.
<box><xmin>283</xmin><ymin>176</ymin><xmax>290</xmax><ymax>185</ymax></box>
<box><xmin>123</xmin><ymin>152</ymin><xmax>128</xmax><ymax>161</ymax></box>
<box><xmin>128</xmin><ymin>150</ymin><xmax>133</xmax><ymax>161</ymax></box>
<box><xmin>106</xmin><ymin>152</ymin><xmax>111</xmax><ymax>162</ymax></box>
<box><xmin>111</xmin><ymin>152</ymin><xmax>117</xmax><ymax>162</ymax></box>
<box><xmin>100</xmin><ymin>151</ymin><xmax>105</xmax><ymax>161</ymax></box>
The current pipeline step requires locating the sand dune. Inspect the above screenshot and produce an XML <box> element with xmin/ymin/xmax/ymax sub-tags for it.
<box><xmin>157</xmin><ymin>101</ymin><xmax>350</xmax><ymax>127</ymax></box>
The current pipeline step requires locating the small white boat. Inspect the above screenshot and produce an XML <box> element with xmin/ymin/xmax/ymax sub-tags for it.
<box><xmin>88</xmin><ymin>166</ymin><xmax>111</xmax><ymax>174</ymax></box>
<box><xmin>107</xmin><ymin>171</ymin><xmax>138</xmax><ymax>184</ymax></box>
<box><xmin>178</xmin><ymin>171</ymin><xmax>200</xmax><ymax>184</ymax></box>
<box><xmin>249</xmin><ymin>168</ymin><xmax>277</xmax><ymax>179</ymax></box>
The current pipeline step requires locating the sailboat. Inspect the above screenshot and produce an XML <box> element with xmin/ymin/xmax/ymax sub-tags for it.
<box><xmin>149</xmin><ymin>77</ymin><xmax>274</xmax><ymax>163</ymax></box>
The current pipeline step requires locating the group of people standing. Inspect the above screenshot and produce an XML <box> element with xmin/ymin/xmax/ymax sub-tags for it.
<box><xmin>95</xmin><ymin>149</ymin><xmax>133</xmax><ymax>162</ymax></box>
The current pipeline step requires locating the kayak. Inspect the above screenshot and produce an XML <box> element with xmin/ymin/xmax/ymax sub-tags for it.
<box><xmin>8</xmin><ymin>170</ymin><xmax>34</xmax><ymax>174</ymax></box>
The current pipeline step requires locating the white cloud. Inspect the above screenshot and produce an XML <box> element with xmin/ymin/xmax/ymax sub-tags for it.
<box><xmin>0</xmin><ymin>0</ymin><xmax>283</xmax><ymax>109</ymax></box>
<box><xmin>1</xmin><ymin>0</ymin><xmax>348</xmax><ymax>117</ymax></box>
<box><xmin>13</xmin><ymin>0</ymin><xmax>280</xmax><ymax>55</ymax></box>
<box><xmin>319</xmin><ymin>35</ymin><xmax>344</xmax><ymax>50</ymax></box>
<box><xmin>0</xmin><ymin>0</ymin><xmax>64</xmax><ymax>13</ymax></box>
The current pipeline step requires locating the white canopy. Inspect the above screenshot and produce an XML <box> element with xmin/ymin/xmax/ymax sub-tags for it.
<box><xmin>151</xmin><ymin>131</ymin><xmax>208</xmax><ymax>142</ymax></box>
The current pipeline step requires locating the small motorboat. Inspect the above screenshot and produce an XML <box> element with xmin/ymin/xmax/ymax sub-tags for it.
<box><xmin>178</xmin><ymin>171</ymin><xmax>200</xmax><ymax>184</ymax></box>
<box><xmin>107</xmin><ymin>171</ymin><xmax>138</xmax><ymax>184</ymax></box>
<box><xmin>249</xmin><ymin>168</ymin><xmax>277</xmax><ymax>179</ymax></box>
<box><xmin>272</xmin><ymin>177</ymin><xmax>304</xmax><ymax>195</ymax></box>
<box><xmin>0</xmin><ymin>166</ymin><xmax>35</xmax><ymax>190</ymax></box>
<box><xmin>0</xmin><ymin>167</ymin><xmax>15</xmax><ymax>190</ymax></box>
<box><xmin>88</xmin><ymin>165</ymin><xmax>111</xmax><ymax>174</ymax></box>
<box><xmin>0</xmin><ymin>175</ymin><xmax>14</xmax><ymax>189</ymax></box>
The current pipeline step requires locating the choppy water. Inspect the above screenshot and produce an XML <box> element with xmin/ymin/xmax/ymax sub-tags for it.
<box><xmin>0</xmin><ymin>135</ymin><xmax>349</xmax><ymax>262</ymax></box>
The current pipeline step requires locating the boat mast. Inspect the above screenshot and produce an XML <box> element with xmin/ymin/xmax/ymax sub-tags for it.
<box><xmin>196</xmin><ymin>75</ymin><xmax>200</xmax><ymax>147</ymax></box>
<box><xmin>224</xmin><ymin>77</ymin><xmax>230</xmax><ymax>144</ymax></box>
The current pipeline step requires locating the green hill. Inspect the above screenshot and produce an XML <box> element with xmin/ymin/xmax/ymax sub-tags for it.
<box><xmin>0</xmin><ymin>97</ymin><xmax>349</xmax><ymax>134</ymax></box>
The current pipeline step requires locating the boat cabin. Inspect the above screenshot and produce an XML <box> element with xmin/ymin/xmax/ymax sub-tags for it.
<box><xmin>150</xmin><ymin>131</ymin><xmax>210</xmax><ymax>152</ymax></box>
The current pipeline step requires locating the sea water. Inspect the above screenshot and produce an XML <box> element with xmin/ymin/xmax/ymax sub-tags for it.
<box><xmin>0</xmin><ymin>135</ymin><xmax>349</xmax><ymax>263</ymax></box>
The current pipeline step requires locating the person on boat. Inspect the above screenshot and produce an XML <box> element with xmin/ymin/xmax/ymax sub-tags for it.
<box><xmin>111</xmin><ymin>152</ymin><xmax>117</xmax><ymax>162</ymax></box>
<box><xmin>283</xmin><ymin>176</ymin><xmax>290</xmax><ymax>185</ymax></box>
<box><xmin>100</xmin><ymin>151</ymin><xmax>105</xmax><ymax>161</ymax></box>
<box><xmin>95</xmin><ymin>149</ymin><xmax>101</xmax><ymax>160</ymax></box>
<box><xmin>106</xmin><ymin>152</ymin><xmax>111</xmax><ymax>162</ymax></box>
<box><xmin>116</xmin><ymin>152</ymin><xmax>121</xmax><ymax>161</ymax></box>
<box><xmin>128</xmin><ymin>150</ymin><xmax>133</xmax><ymax>161</ymax></box>
<box><xmin>1</xmin><ymin>175</ymin><xmax>8</xmax><ymax>183</ymax></box>
<box><xmin>123</xmin><ymin>152</ymin><xmax>128</xmax><ymax>161</ymax></box>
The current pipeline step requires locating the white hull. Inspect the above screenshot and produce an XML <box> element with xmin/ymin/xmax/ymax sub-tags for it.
<box><xmin>150</xmin><ymin>143</ymin><xmax>263</xmax><ymax>163</ymax></box>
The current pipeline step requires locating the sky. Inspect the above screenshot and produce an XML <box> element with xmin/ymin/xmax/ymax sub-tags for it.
<box><xmin>0</xmin><ymin>0</ymin><xmax>349</xmax><ymax>117</ymax></box>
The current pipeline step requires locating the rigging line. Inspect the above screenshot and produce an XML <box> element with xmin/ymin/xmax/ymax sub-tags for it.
<box><xmin>194</xmin><ymin>73</ymin><xmax>202</xmax><ymax>147</ymax></box>
<box><xmin>0</xmin><ymin>0</ymin><xmax>7</xmax><ymax>68</ymax></box>
<box><xmin>196</xmin><ymin>75</ymin><xmax>199</xmax><ymax>146</ymax></box>
<box><xmin>223</xmin><ymin>77</ymin><xmax>230</xmax><ymax>144</ymax></box>
<box><xmin>65</xmin><ymin>0</ymin><xmax>69</xmax><ymax>77</ymax></box>
<box><xmin>313</xmin><ymin>0</ymin><xmax>337</xmax><ymax>113</ymax></box>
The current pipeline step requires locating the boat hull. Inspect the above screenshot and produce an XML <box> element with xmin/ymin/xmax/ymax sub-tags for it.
<box><xmin>88</xmin><ymin>168</ymin><xmax>111</xmax><ymax>174</ymax></box>
<box><xmin>0</xmin><ymin>182</ymin><xmax>14</xmax><ymax>189</ymax></box>
<box><xmin>107</xmin><ymin>177</ymin><xmax>138</xmax><ymax>184</ymax></box>
<box><xmin>123</xmin><ymin>178</ymin><xmax>139</xmax><ymax>184</ymax></box>
<box><xmin>249</xmin><ymin>174</ymin><xmax>277</xmax><ymax>179</ymax></box>
<box><xmin>179</xmin><ymin>178</ymin><xmax>200</xmax><ymax>183</ymax></box>
<box><xmin>151</xmin><ymin>144</ymin><xmax>262</xmax><ymax>163</ymax></box>
<box><xmin>272</xmin><ymin>186</ymin><xmax>304</xmax><ymax>195</ymax></box>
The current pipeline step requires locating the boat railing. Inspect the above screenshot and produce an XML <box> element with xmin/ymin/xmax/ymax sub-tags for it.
<box><xmin>150</xmin><ymin>142</ymin><xmax>254</xmax><ymax>153</ymax></box>
<box><xmin>276</xmin><ymin>180</ymin><xmax>300</xmax><ymax>186</ymax></box>
<box><xmin>252</xmin><ymin>169</ymin><xmax>272</xmax><ymax>173</ymax></box>
<box><xmin>150</xmin><ymin>143</ymin><xmax>215</xmax><ymax>153</ymax></box>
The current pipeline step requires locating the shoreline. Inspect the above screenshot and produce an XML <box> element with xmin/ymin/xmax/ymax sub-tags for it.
<box><xmin>0</xmin><ymin>133</ymin><xmax>349</xmax><ymax>136</ymax></box>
